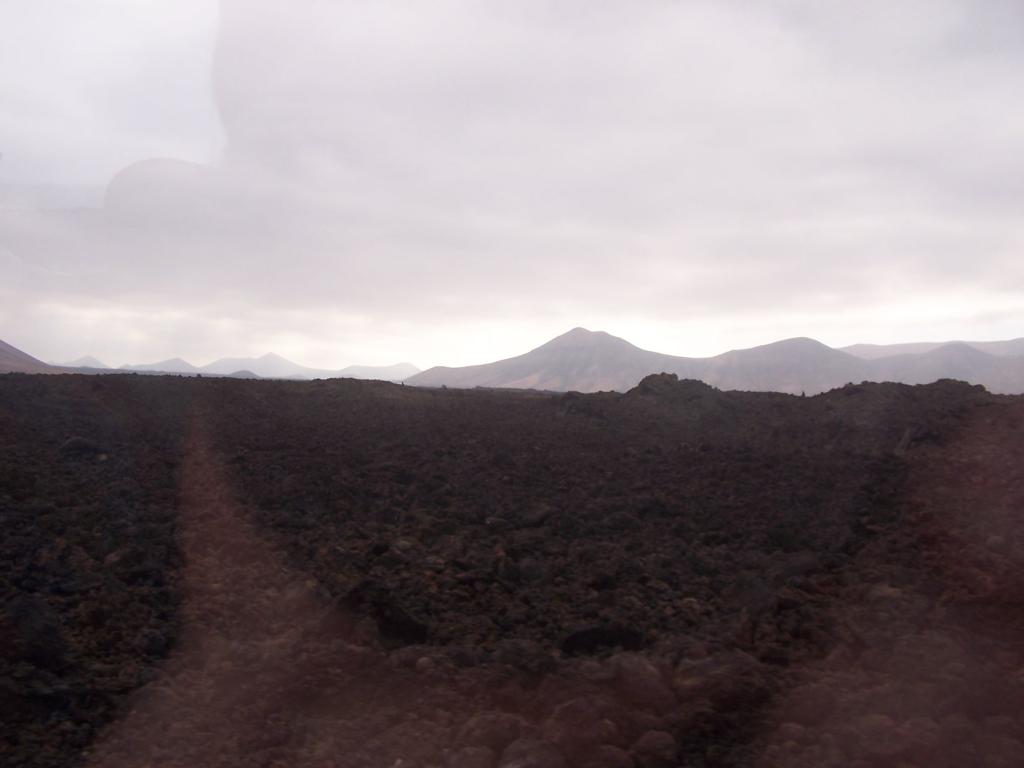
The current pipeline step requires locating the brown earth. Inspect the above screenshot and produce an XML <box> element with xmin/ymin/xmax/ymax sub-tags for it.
<box><xmin>1</xmin><ymin>373</ymin><xmax>1022</xmax><ymax>767</ymax></box>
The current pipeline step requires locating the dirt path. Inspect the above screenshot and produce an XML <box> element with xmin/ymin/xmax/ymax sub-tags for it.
<box><xmin>82</xmin><ymin>421</ymin><xmax>432</xmax><ymax>768</ymax></box>
<box><xmin>755</xmin><ymin>400</ymin><xmax>1024</xmax><ymax>767</ymax></box>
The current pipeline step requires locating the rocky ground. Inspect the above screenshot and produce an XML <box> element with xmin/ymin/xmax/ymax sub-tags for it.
<box><xmin>0</xmin><ymin>375</ymin><xmax>188</xmax><ymax>767</ymax></box>
<box><xmin>1</xmin><ymin>372</ymin><xmax>1021</xmax><ymax>767</ymax></box>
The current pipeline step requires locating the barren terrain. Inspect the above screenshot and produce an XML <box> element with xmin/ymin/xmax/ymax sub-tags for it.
<box><xmin>1</xmin><ymin>373</ymin><xmax>1022</xmax><ymax>767</ymax></box>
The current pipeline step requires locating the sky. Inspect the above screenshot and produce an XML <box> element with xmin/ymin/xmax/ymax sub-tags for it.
<box><xmin>1</xmin><ymin>0</ymin><xmax>1022</xmax><ymax>369</ymax></box>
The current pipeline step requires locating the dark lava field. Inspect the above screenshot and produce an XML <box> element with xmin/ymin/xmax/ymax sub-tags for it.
<box><xmin>2</xmin><ymin>373</ymin><xmax>1023</xmax><ymax>767</ymax></box>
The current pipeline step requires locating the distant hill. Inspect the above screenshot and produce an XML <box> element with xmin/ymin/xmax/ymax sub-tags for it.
<box><xmin>120</xmin><ymin>353</ymin><xmax>420</xmax><ymax>382</ymax></box>
<box><xmin>868</xmin><ymin>343</ymin><xmax>1024</xmax><ymax>393</ymax></box>
<box><xmin>406</xmin><ymin>328</ymin><xmax>865</xmax><ymax>394</ymax></box>
<box><xmin>61</xmin><ymin>356</ymin><xmax>109</xmax><ymax>369</ymax></box>
<box><xmin>121</xmin><ymin>358</ymin><xmax>200</xmax><ymax>375</ymax></box>
<box><xmin>337</xmin><ymin>362</ymin><xmax>421</xmax><ymax>381</ymax></box>
<box><xmin>408</xmin><ymin>328</ymin><xmax>1024</xmax><ymax>395</ymax></box>
<box><xmin>197</xmin><ymin>353</ymin><xmax>308</xmax><ymax>378</ymax></box>
<box><xmin>698</xmin><ymin>337</ymin><xmax>865</xmax><ymax>394</ymax></box>
<box><xmin>0</xmin><ymin>339</ymin><xmax>57</xmax><ymax>374</ymax></box>
<box><xmin>843</xmin><ymin>338</ymin><xmax>1024</xmax><ymax>359</ymax></box>
<box><xmin>408</xmin><ymin>328</ymin><xmax>685</xmax><ymax>392</ymax></box>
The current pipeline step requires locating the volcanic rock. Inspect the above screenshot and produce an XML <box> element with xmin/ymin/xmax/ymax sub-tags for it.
<box><xmin>628</xmin><ymin>731</ymin><xmax>677</xmax><ymax>768</ymax></box>
<box><xmin>498</xmin><ymin>737</ymin><xmax>566</xmax><ymax>768</ymax></box>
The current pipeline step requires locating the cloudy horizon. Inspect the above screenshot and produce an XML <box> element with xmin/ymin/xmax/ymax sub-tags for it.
<box><xmin>2</xmin><ymin>0</ymin><xmax>1022</xmax><ymax>370</ymax></box>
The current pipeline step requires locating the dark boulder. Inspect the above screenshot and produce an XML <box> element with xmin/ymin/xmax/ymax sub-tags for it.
<box><xmin>59</xmin><ymin>436</ymin><xmax>108</xmax><ymax>459</ymax></box>
<box><xmin>344</xmin><ymin>581</ymin><xmax>429</xmax><ymax>648</ymax></box>
<box><xmin>458</xmin><ymin>711</ymin><xmax>535</xmax><ymax>753</ymax></box>
<box><xmin>0</xmin><ymin>595</ymin><xmax>68</xmax><ymax>669</ymax></box>
<box><xmin>562</xmin><ymin>625</ymin><xmax>645</xmax><ymax>656</ymax></box>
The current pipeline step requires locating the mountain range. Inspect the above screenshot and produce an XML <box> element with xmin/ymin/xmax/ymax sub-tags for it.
<box><xmin>841</xmin><ymin>338</ymin><xmax>1024</xmax><ymax>359</ymax></box>
<box><xmin>5</xmin><ymin>330</ymin><xmax>1024</xmax><ymax>393</ymax></box>
<box><xmin>4</xmin><ymin>345</ymin><xmax>418</xmax><ymax>382</ymax></box>
<box><xmin>407</xmin><ymin>327</ymin><xmax>1024</xmax><ymax>395</ymax></box>
<box><xmin>116</xmin><ymin>353</ymin><xmax>419</xmax><ymax>382</ymax></box>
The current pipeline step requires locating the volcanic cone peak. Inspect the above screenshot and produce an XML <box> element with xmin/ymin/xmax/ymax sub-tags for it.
<box><xmin>538</xmin><ymin>326</ymin><xmax>638</xmax><ymax>350</ymax></box>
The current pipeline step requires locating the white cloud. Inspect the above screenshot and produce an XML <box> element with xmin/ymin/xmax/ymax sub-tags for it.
<box><xmin>0</xmin><ymin>0</ymin><xmax>221</xmax><ymax>185</ymax></box>
<box><xmin>1</xmin><ymin>0</ymin><xmax>1022</xmax><ymax>366</ymax></box>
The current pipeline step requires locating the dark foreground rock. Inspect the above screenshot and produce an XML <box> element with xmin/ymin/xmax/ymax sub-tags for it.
<box><xmin>1</xmin><ymin>372</ymin><xmax>1021</xmax><ymax>767</ymax></box>
<box><xmin>0</xmin><ymin>375</ymin><xmax>188</xmax><ymax>767</ymax></box>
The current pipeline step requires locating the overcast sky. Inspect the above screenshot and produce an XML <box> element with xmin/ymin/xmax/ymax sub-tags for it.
<box><xmin>1</xmin><ymin>0</ymin><xmax>1022</xmax><ymax>369</ymax></box>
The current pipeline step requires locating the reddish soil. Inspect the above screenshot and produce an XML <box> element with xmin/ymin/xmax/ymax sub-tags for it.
<box><xmin>2</xmin><ymin>373</ymin><xmax>1022</xmax><ymax>767</ymax></box>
